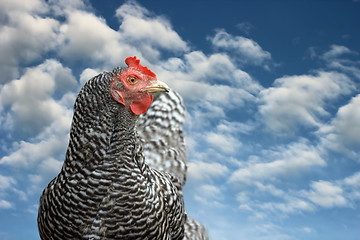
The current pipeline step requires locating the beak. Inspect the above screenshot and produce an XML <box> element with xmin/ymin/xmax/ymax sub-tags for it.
<box><xmin>142</xmin><ymin>80</ymin><xmax>170</xmax><ymax>93</ymax></box>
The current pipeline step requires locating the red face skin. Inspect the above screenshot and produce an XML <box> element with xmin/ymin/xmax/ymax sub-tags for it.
<box><xmin>111</xmin><ymin>68</ymin><xmax>156</xmax><ymax>115</ymax></box>
<box><xmin>111</xmin><ymin>56</ymin><xmax>169</xmax><ymax>115</ymax></box>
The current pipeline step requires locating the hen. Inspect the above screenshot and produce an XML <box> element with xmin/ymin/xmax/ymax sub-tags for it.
<box><xmin>38</xmin><ymin>57</ymin><xmax>185</xmax><ymax>239</ymax></box>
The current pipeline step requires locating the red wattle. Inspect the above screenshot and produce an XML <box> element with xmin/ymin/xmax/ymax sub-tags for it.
<box><xmin>130</xmin><ymin>94</ymin><xmax>154</xmax><ymax>115</ymax></box>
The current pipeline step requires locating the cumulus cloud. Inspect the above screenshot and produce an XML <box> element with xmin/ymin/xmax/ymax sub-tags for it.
<box><xmin>0</xmin><ymin>135</ymin><xmax>68</xmax><ymax>168</ymax></box>
<box><xmin>259</xmin><ymin>197</ymin><xmax>315</xmax><ymax>214</ymax></box>
<box><xmin>59</xmin><ymin>10</ymin><xmax>128</xmax><ymax>67</ymax></box>
<box><xmin>209</xmin><ymin>29</ymin><xmax>271</xmax><ymax>67</ymax></box>
<box><xmin>238</xmin><ymin>172</ymin><xmax>358</xmax><ymax>219</ymax></box>
<box><xmin>302</xmin><ymin>227</ymin><xmax>316</xmax><ymax>234</ymax></box>
<box><xmin>55</xmin><ymin>0</ymin><xmax>189</xmax><ymax>68</ymax></box>
<box><xmin>329</xmin><ymin>95</ymin><xmax>360</xmax><ymax>150</ymax></box>
<box><xmin>343</xmin><ymin>172</ymin><xmax>360</xmax><ymax>187</ymax></box>
<box><xmin>0</xmin><ymin>199</ymin><xmax>13</xmax><ymax>209</ymax></box>
<box><xmin>0</xmin><ymin>2</ymin><xmax>60</xmax><ymax>83</ymax></box>
<box><xmin>321</xmin><ymin>45</ymin><xmax>355</xmax><ymax>60</ymax></box>
<box><xmin>318</xmin><ymin>94</ymin><xmax>360</xmax><ymax>156</ymax></box>
<box><xmin>157</xmin><ymin>51</ymin><xmax>261</xmax><ymax>117</ymax></box>
<box><xmin>301</xmin><ymin>180</ymin><xmax>348</xmax><ymax>208</ymax></box>
<box><xmin>0</xmin><ymin>60</ymin><xmax>76</xmax><ymax>136</ymax></box>
<box><xmin>79</xmin><ymin>68</ymin><xmax>101</xmax><ymax>86</ymax></box>
<box><xmin>342</xmin><ymin>172</ymin><xmax>360</xmax><ymax>200</ymax></box>
<box><xmin>259</xmin><ymin>71</ymin><xmax>355</xmax><ymax>135</ymax></box>
<box><xmin>230</xmin><ymin>140</ymin><xmax>325</xmax><ymax>184</ymax></box>
<box><xmin>310</xmin><ymin>45</ymin><xmax>360</xmax><ymax>80</ymax></box>
<box><xmin>205</xmin><ymin>132</ymin><xmax>242</xmax><ymax>154</ymax></box>
<box><xmin>216</xmin><ymin>120</ymin><xmax>255</xmax><ymax>135</ymax></box>
<box><xmin>114</xmin><ymin>0</ymin><xmax>189</xmax><ymax>62</ymax></box>
<box><xmin>254</xmin><ymin>182</ymin><xmax>285</xmax><ymax>198</ymax></box>
<box><xmin>0</xmin><ymin>175</ymin><xmax>16</xmax><ymax>190</ymax></box>
<box><xmin>194</xmin><ymin>184</ymin><xmax>225</xmax><ymax>207</ymax></box>
<box><xmin>47</xmin><ymin>0</ymin><xmax>89</xmax><ymax>16</ymax></box>
<box><xmin>188</xmin><ymin>161</ymin><xmax>229</xmax><ymax>182</ymax></box>
<box><xmin>0</xmin><ymin>175</ymin><xmax>18</xmax><ymax>209</ymax></box>
<box><xmin>198</xmin><ymin>184</ymin><xmax>222</xmax><ymax>198</ymax></box>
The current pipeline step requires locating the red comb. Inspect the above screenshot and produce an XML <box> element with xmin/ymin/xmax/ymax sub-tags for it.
<box><xmin>125</xmin><ymin>56</ymin><xmax>156</xmax><ymax>78</ymax></box>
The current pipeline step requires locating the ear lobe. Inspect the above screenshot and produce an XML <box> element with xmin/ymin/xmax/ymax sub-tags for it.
<box><xmin>111</xmin><ymin>89</ymin><xmax>125</xmax><ymax>106</ymax></box>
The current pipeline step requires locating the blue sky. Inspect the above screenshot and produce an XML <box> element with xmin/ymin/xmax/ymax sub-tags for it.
<box><xmin>0</xmin><ymin>0</ymin><xmax>360</xmax><ymax>239</ymax></box>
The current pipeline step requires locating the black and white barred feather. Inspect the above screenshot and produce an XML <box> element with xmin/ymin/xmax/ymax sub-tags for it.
<box><xmin>184</xmin><ymin>215</ymin><xmax>209</xmax><ymax>240</ymax></box>
<box><xmin>38</xmin><ymin>68</ymin><xmax>185</xmax><ymax>240</ymax></box>
<box><xmin>137</xmin><ymin>91</ymin><xmax>187</xmax><ymax>190</ymax></box>
<box><xmin>136</xmin><ymin>90</ymin><xmax>209</xmax><ymax>240</ymax></box>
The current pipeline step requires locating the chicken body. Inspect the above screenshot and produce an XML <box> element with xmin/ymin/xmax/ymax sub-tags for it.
<box><xmin>38</xmin><ymin>65</ymin><xmax>185</xmax><ymax>239</ymax></box>
<box><xmin>137</xmin><ymin>90</ymin><xmax>187</xmax><ymax>190</ymax></box>
<box><xmin>137</xmin><ymin>91</ymin><xmax>209</xmax><ymax>240</ymax></box>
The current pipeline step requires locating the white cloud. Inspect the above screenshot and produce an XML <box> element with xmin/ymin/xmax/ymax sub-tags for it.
<box><xmin>340</xmin><ymin>172</ymin><xmax>360</xmax><ymax>201</ymax></box>
<box><xmin>0</xmin><ymin>1</ymin><xmax>60</xmax><ymax>83</ymax></box>
<box><xmin>318</xmin><ymin>94</ymin><xmax>360</xmax><ymax>155</ymax></box>
<box><xmin>328</xmin><ymin>61</ymin><xmax>360</xmax><ymax>80</ymax></box>
<box><xmin>194</xmin><ymin>184</ymin><xmax>225</xmax><ymax>208</ymax></box>
<box><xmin>302</xmin><ymin>227</ymin><xmax>316</xmax><ymax>234</ymax></box>
<box><xmin>209</xmin><ymin>29</ymin><xmax>271</xmax><ymax>67</ymax></box>
<box><xmin>39</xmin><ymin>157</ymin><xmax>63</xmax><ymax>174</ymax></box>
<box><xmin>230</xmin><ymin>140</ymin><xmax>325</xmax><ymax>184</ymax></box>
<box><xmin>156</xmin><ymin>53</ymin><xmax>262</xmax><ymax>146</ymax></box>
<box><xmin>0</xmin><ymin>0</ymin><xmax>47</xmax><ymax>15</ymax></box>
<box><xmin>301</xmin><ymin>180</ymin><xmax>348</xmax><ymax>208</ymax></box>
<box><xmin>0</xmin><ymin>175</ymin><xmax>18</xmax><ymax>209</ymax></box>
<box><xmin>184</xmin><ymin>102</ymin><xmax>226</xmax><ymax>132</ymax></box>
<box><xmin>254</xmin><ymin>182</ymin><xmax>285</xmax><ymax>198</ymax></box>
<box><xmin>79</xmin><ymin>68</ymin><xmax>101</xmax><ymax>86</ymax></box>
<box><xmin>216</xmin><ymin>120</ymin><xmax>254</xmax><ymax>135</ymax></box>
<box><xmin>181</xmin><ymin>51</ymin><xmax>261</xmax><ymax>92</ymax></box>
<box><xmin>236</xmin><ymin>192</ymin><xmax>250</xmax><ymax>203</ymax></box>
<box><xmin>188</xmin><ymin>161</ymin><xmax>229</xmax><ymax>182</ymax></box>
<box><xmin>329</xmin><ymin>95</ymin><xmax>360</xmax><ymax>149</ymax></box>
<box><xmin>59</xmin><ymin>10</ymin><xmax>128</xmax><ymax>66</ymax></box>
<box><xmin>199</xmin><ymin>184</ymin><xmax>222</xmax><ymax>196</ymax></box>
<box><xmin>309</xmin><ymin>45</ymin><xmax>360</xmax><ymax>80</ymax></box>
<box><xmin>239</xmin><ymin>173</ymin><xmax>358</xmax><ymax>218</ymax></box>
<box><xmin>236</xmin><ymin>182</ymin><xmax>317</xmax><ymax>217</ymax></box>
<box><xmin>48</xmin><ymin>0</ymin><xmax>88</xmax><ymax>16</ymax></box>
<box><xmin>259</xmin><ymin>71</ymin><xmax>355</xmax><ymax>135</ymax></box>
<box><xmin>0</xmin><ymin>135</ymin><xmax>67</xmax><ymax>168</ymax></box>
<box><xmin>321</xmin><ymin>45</ymin><xmax>360</xmax><ymax>80</ymax></box>
<box><xmin>116</xmin><ymin>1</ymin><xmax>189</xmax><ymax>56</ymax></box>
<box><xmin>56</xmin><ymin>0</ymin><xmax>189</xmax><ymax>69</ymax></box>
<box><xmin>259</xmin><ymin>197</ymin><xmax>315</xmax><ymax>214</ymax></box>
<box><xmin>0</xmin><ymin>60</ymin><xmax>75</xmax><ymax>135</ymax></box>
<box><xmin>157</xmin><ymin>51</ymin><xmax>261</xmax><ymax>114</ymax></box>
<box><xmin>205</xmin><ymin>132</ymin><xmax>242</xmax><ymax>154</ymax></box>
<box><xmin>0</xmin><ymin>62</ymin><xmax>73</xmax><ymax>170</ymax></box>
<box><xmin>342</xmin><ymin>172</ymin><xmax>360</xmax><ymax>187</ymax></box>
<box><xmin>322</xmin><ymin>45</ymin><xmax>354</xmax><ymax>60</ymax></box>
<box><xmin>0</xmin><ymin>175</ymin><xmax>16</xmax><ymax>190</ymax></box>
<box><xmin>0</xmin><ymin>199</ymin><xmax>13</xmax><ymax>209</ymax></box>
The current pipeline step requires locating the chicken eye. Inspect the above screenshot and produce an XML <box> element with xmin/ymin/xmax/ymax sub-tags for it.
<box><xmin>127</xmin><ymin>76</ymin><xmax>138</xmax><ymax>84</ymax></box>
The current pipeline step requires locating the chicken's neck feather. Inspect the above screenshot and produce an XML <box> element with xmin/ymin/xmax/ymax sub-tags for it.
<box><xmin>60</xmin><ymin>72</ymin><xmax>144</xmax><ymax>177</ymax></box>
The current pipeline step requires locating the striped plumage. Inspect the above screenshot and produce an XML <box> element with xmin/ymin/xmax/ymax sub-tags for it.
<box><xmin>137</xmin><ymin>90</ymin><xmax>187</xmax><ymax>190</ymax></box>
<box><xmin>38</xmin><ymin>63</ymin><xmax>185</xmax><ymax>239</ymax></box>
<box><xmin>184</xmin><ymin>215</ymin><xmax>209</xmax><ymax>240</ymax></box>
<box><xmin>137</xmin><ymin>91</ymin><xmax>209</xmax><ymax>240</ymax></box>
